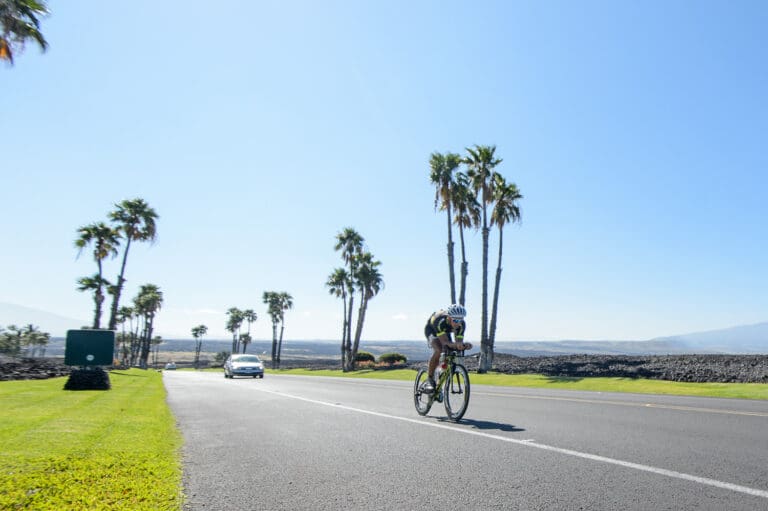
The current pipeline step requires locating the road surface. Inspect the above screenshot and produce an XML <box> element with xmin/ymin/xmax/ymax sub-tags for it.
<box><xmin>164</xmin><ymin>371</ymin><xmax>768</xmax><ymax>510</ymax></box>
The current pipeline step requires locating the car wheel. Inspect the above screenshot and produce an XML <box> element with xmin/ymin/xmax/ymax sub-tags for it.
<box><xmin>259</xmin><ymin>375</ymin><xmax>264</xmax><ymax>379</ymax></box>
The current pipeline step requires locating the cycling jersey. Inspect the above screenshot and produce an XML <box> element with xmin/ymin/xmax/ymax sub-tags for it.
<box><xmin>424</xmin><ymin>310</ymin><xmax>465</xmax><ymax>341</ymax></box>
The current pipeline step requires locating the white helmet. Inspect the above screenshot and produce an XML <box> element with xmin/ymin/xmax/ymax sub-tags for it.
<box><xmin>446</xmin><ymin>304</ymin><xmax>467</xmax><ymax>320</ymax></box>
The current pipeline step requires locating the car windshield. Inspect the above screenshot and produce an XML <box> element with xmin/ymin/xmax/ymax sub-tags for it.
<box><xmin>232</xmin><ymin>355</ymin><xmax>261</xmax><ymax>363</ymax></box>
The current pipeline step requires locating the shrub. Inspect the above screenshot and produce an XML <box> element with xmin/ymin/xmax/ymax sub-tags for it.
<box><xmin>379</xmin><ymin>352</ymin><xmax>407</xmax><ymax>365</ymax></box>
<box><xmin>355</xmin><ymin>351</ymin><xmax>375</xmax><ymax>362</ymax></box>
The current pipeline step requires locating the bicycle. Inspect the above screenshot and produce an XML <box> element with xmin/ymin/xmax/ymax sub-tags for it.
<box><xmin>413</xmin><ymin>348</ymin><xmax>471</xmax><ymax>421</ymax></box>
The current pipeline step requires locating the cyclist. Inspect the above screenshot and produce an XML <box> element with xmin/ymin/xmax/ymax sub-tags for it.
<box><xmin>423</xmin><ymin>304</ymin><xmax>472</xmax><ymax>393</ymax></box>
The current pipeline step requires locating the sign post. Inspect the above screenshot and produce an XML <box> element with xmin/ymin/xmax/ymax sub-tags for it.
<box><xmin>63</xmin><ymin>329</ymin><xmax>114</xmax><ymax>390</ymax></box>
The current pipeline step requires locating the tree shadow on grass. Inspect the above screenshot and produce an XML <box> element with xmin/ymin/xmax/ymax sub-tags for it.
<box><xmin>544</xmin><ymin>376</ymin><xmax>584</xmax><ymax>383</ymax></box>
<box><xmin>439</xmin><ymin>417</ymin><xmax>525</xmax><ymax>432</ymax></box>
<box><xmin>109</xmin><ymin>371</ymin><xmax>149</xmax><ymax>377</ymax></box>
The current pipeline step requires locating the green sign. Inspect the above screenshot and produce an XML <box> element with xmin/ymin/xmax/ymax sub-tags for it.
<box><xmin>64</xmin><ymin>330</ymin><xmax>115</xmax><ymax>366</ymax></box>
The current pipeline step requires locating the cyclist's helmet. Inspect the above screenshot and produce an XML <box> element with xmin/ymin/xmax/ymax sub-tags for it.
<box><xmin>446</xmin><ymin>304</ymin><xmax>467</xmax><ymax>320</ymax></box>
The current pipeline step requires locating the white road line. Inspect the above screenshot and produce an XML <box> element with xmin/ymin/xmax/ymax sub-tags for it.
<box><xmin>256</xmin><ymin>387</ymin><xmax>768</xmax><ymax>500</ymax></box>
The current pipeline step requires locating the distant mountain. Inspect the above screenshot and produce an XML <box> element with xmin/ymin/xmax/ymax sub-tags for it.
<box><xmin>0</xmin><ymin>302</ymin><xmax>87</xmax><ymax>336</ymax></box>
<box><xmin>651</xmin><ymin>322</ymin><xmax>768</xmax><ymax>353</ymax></box>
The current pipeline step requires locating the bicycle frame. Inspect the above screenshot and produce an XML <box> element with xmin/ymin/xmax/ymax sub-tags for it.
<box><xmin>414</xmin><ymin>348</ymin><xmax>471</xmax><ymax>421</ymax></box>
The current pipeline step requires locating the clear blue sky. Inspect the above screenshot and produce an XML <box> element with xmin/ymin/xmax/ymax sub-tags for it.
<box><xmin>2</xmin><ymin>1</ymin><xmax>766</xmax><ymax>342</ymax></box>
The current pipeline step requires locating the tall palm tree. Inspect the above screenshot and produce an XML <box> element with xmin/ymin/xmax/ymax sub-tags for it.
<box><xmin>488</xmin><ymin>176</ymin><xmax>523</xmax><ymax>366</ymax></box>
<box><xmin>263</xmin><ymin>292</ymin><xmax>281</xmax><ymax>368</ymax></box>
<box><xmin>191</xmin><ymin>324</ymin><xmax>208</xmax><ymax>369</ymax></box>
<box><xmin>75</xmin><ymin>222</ymin><xmax>120</xmax><ymax>329</ymax></box>
<box><xmin>116</xmin><ymin>306</ymin><xmax>134</xmax><ymax>365</ymax></box>
<box><xmin>334</xmin><ymin>228</ymin><xmax>364</xmax><ymax>361</ymax></box>
<box><xmin>430</xmin><ymin>152</ymin><xmax>462</xmax><ymax>304</ymax></box>
<box><xmin>464</xmin><ymin>144</ymin><xmax>502</xmax><ymax>373</ymax></box>
<box><xmin>350</xmin><ymin>252</ymin><xmax>383</xmax><ymax>371</ymax></box>
<box><xmin>275</xmin><ymin>292</ymin><xmax>293</xmax><ymax>364</ymax></box>
<box><xmin>326</xmin><ymin>268</ymin><xmax>351</xmax><ymax>370</ymax></box>
<box><xmin>76</xmin><ymin>274</ymin><xmax>113</xmax><ymax>330</ymax></box>
<box><xmin>225</xmin><ymin>307</ymin><xmax>243</xmax><ymax>354</ymax></box>
<box><xmin>451</xmin><ymin>171</ymin><xmax>481</xmax><ymax>306</ymax></box>
<box><xmin>0</xmin><ymin>0</ymin><xmax>48</xmax><ymax>64</ymax></box>
<box><xmin>134</xmin><ymin>284</ymin><xmax>163</xmax><ymax>368</ymax></box>
<box><xmin>150</xmin><ymin>335</ymin><xmax>163</xmax><ymax>368</ymax></box>
<box><xmin>242</xmin><ymin>309</ymin><xmax>257</xmax><ymax>349</ymax></box>
<box><xmin>107</xmin><ymin>198</ymin><xmax>159</xmax><ymax>331</ymax></box>
<box><xmin>239</xmin><ymin>333</ymin><xmax>252</xmax><ymax>354</ymax></box>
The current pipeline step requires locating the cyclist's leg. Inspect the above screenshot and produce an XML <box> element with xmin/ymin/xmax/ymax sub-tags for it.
<box><xmin>427</xmin><ymin>335</ymin><xmax>442</xmax><ymax>385</ymax></box>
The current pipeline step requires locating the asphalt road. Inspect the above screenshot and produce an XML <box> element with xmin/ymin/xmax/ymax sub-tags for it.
<box><xmin>163</xmin><ymin>371</ymin><xmax>768</xmax><ymax>510</ymax></box>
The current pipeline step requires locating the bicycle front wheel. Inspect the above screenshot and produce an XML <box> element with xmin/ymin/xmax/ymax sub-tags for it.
<box><xmin>414</xmin><ymin>368</ymin><xmax>433</xmax><ymax>416</ymax></box>
<box><xmin>444</xmin><ymin>364</ymin><xmax>470</xmax><ymax>421</ymax></box>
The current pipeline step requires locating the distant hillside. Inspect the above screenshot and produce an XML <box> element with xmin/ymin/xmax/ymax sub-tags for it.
<box><xmin>0</xmin><ymin>302</ymin><xmax>87</xmax><ymax>336</ymax></box>
<box><xmin>652</xmin><ymin>322</ymin><xmax>768</xmax><ymax>353</ymax></box>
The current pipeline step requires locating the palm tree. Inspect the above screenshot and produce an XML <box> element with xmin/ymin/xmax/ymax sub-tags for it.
<box><xmin>0</xmin><ymin>0</ymin><xmax>48</xmax><ymax>64</ymax></box>
<box><xmin>242</xmin><ymin>309</ymin><xmax>257</xmax><ymax>352</ymax></box>
<box><xmin>75</xmin><ymin>222</ymin><xmax>120</xmax><ymax>329</ymax></box>
<box><xmin>326</xmin><ymin>268</ymin><xmax>351</xmax><ymax>370</ymax></box>
<box><xmin>150</xmin><ymin>335</ymin><xmax>163</xmax><ymax>368</ymax></box>
<box><xmin>464</xmin><ymin>144</ymin><xmax>502</xmax><ymax>373</ymax></box>
<box><xmin>334</xmin><ymin>228</ymin><xmax>364</xmax><ymax>362</ymax></box>
<box><xmin>430</xmin><ymin>152</ymin><xmax>462</xmax><ymax>304</ymax></box>
<box><xmin>134</xmin><ymin>284</ymin><xmax>163</xmax><ymax>368</ymax></box>
<box><xmin>77</xmin><ymin>274</ymin><xmax>113</xmax><ymax>330</ymax></box>
<box><xmin>116</xmin><ymin>306</ymin><xmax>134</xmax><ymax>365</ymax></box>
<box><xmin>21</xmin><ymin>323</ymin><xmax>48</xmax><ymax>357</ymax></box>
<box><xmin>263</xmin><ymin>292</ymin><xmax>281</xmax><ymax>368</ymax></box>
<box><xmin>451</xmin><ymin>171</ymin><xmax>481</xmax><ymax>306</ymax></box>
<box><xmin>349</xmin><ymin>252</ymin><xmax>383</xmax><ymax>371</ymax></box>
<box><xmin>275</xmin><ymin>292</ymin><xmax>293</xmax><ymax>364</ymax></box>
<box><xmin>225</xmin><ymin>308</ymin><xmax>243</xmax><ymax>355</ymax></box>
<box><xmin>107</xmin><ymin>198</ymin><xmax>159</xmax><ymax>331</ymax></box>
<box><xmin>191</xmin><ymin>324</ymin><xmax>208</xmax><ymax>369</ymax></box>
<box><xmin>488</xmin><ymin>176</ymin><xmax>523</xmax><ymax>367</ymax></box>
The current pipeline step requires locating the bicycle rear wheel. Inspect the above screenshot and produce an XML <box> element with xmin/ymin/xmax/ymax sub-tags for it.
<box><xmin>444</xmin><ymin>364</ymin><xmax>470</xmax><ymax>421</ymax></box>
<box><xmin>414</xmin><ymin>368</ymin><xmax>433</xmax><ymax>416</ymax></box>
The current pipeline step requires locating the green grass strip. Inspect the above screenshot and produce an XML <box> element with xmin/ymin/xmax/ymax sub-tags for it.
<box><xmin>0</xmin><ymin>369</ymin><xmax>182</xmax><ymax>510</ymax></box>
<box><xmin>265</xmin><ymin>368</ymin><xmax>768</xmax><ymax>400</ymax></box>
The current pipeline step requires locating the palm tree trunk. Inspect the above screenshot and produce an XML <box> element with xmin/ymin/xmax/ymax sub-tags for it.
<box><xmin>351</xmin><ymin>294</ymin><xmax>369</xmax><ymax>370</ymax></box>
<box><xmin>340</xmin><ymin>291</ymin><xmax>348</xmax><ymax>371</ymax></box>
<box><xmin>92</xmin><ymin>290</ymin><xmax>103</xmax><ymax>330</ymax></box>
<box><xmin>479</xmin><ymin>206</ymin><xmax>491</xmax><ymax>373</ymax></box>
<box><xmin>345</xmin><ymin>295</ymin><xmax>355</xmax><ymax>371</ymax></box>
<box><xmin>271</xmin><ymin>322</ymin><xmax>278</xmax><ymax>369</ymax></box>
<box><xmin>458</xmin><ymin>223</ymin><xmax>468</xmax><ymax>306</ymax></box>
<box><xmin>108</xmin><ymin>237</ymin><xmax>132</xmax><ymax>331</ymax></box>
<box><xmin>488</xmin><ymin>227</ymin><xmax>504</xmax><ymax>370</ymax></box>
<box><xmin>277</xmin><ymin>322</ymin><xmax>285</xmax><ymax>366</ymax></box>
<box><xmin>446</xmin><ymin>202</ymin><xmax>456</xmax><ymax>304</ymax></box>
<box><xmin>94</xmin><ymin>259</ymin><xmax>104</xmax><ymax>329</ymax></box>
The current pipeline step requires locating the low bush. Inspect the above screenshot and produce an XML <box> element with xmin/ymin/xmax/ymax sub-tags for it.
<box><xmin>354</xmin><ymin>351</ymin><xmax>375</xmax><ymax>362</ymax></box>
<box><xmin>379</xmin><ymin>352</ymin><xmax>407</xmax><ymax>365</ymax></box>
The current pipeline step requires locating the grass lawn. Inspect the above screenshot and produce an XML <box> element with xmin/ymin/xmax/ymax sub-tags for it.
<box><xmin>266</xmin><ymin>368</ymin><xmax>768</xmax><ymax>400</ymax></box>
<box><xmin>0</xmin><ymin>369</ymin><xmax>182</xmax><ymax>510</ymax></box>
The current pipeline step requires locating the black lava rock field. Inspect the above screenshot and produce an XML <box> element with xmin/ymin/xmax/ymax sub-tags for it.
<box><xmin>457</xmin><ymin>353</ymin><xmax>768</xmax><ymax>383</ymax></box>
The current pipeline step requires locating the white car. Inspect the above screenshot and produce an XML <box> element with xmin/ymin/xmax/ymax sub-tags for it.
<box><xmin>224</xmin><ymin>354</ymin><xmax>265</xmax><ymax>379</ymax></box>
<box><xmin>165</xmin><ymin>362</ymin><xmax>177</xmax><ymax>370</ymax></box>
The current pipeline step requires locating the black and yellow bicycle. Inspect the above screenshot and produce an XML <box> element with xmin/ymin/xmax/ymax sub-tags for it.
<box><xmin>413</xmin><ymin>348</ymin><xmax>470</xmax><ymax>421</ymax></box>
